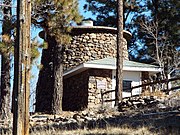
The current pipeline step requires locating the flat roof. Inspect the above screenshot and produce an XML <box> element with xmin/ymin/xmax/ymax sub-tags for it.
<box><xmin>64</xmin><ymin>57</ymin><xmax>162</xmax><ymax>78</ymax></box>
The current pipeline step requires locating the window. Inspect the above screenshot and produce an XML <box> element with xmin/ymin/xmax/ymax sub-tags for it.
<box><xmin>123</xmin><ymin>80</ymin><xmax>132</xmax><ymax>92</ymax></box>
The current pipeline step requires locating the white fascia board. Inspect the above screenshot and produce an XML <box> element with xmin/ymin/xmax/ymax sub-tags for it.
<box><xmin>123</xmin><ymin>66</ymin><xmax>162</xmax><ymax>72</ymax></box>
<box><xmin>63</xmin><ymin>63</ymin><xmax>162</xmax><ymax>78</ymax></box>
<box><xmin>63</xmin><ymin>63</ymin><xmax>115</xmax><ymax>78</ymax></box>
<box><xmin>84</xmin><ymin>63</ymin><xmax>116</xmax><ymax>70</ymax></box>
<box><xmin>84</xmin><ymin>63</ymin><xmax>161</xmax><ymax>72</ymax></box>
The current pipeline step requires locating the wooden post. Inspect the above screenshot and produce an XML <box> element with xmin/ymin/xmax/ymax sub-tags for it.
<box><xmin>115</xmin><ymin>0</ymin><xmax>123</xmax><ymax>106</ymax></box>
<box><xmin>24</xmin><ymin>0</ymin><xmax>31</xmax><ymax>135</ymax></box>
<box><xmin>13</xmin><ymin>0</ymin><xmax>24</xmax><ymax>134</ymax></box>
<box><xmin>13</xmin><ymin>0</ymin><xmax>31</xmax><ymax>134</ymax></box>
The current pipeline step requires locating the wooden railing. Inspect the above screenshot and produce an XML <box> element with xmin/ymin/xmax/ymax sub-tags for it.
<box><xmin>101</xmin><ymin>77</ymin><xmax>180</xmax><ymax>103</ymax></box>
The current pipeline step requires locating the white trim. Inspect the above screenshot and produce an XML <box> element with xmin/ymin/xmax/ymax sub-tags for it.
<box><xmin>63</xmin><ymin>64</ymin><xmax>84</xmax><ymax>76</ymax></box>
<box><xmin>63</xmin><ymin>63</ymin><xmax>161</xmax><ymax>78</ymax></box>
<box><xmin>123</xmin><ymin>66</ymin><xmax>161</xmax><ymax>72</ymax></box>
<box><xmin>84</xmin><ymin>63</ymin><xmax>161</xmax><ymax>72</ymax></box>
<box><xmin>84</xmin><ymin>63</ymin><xmax>116</xmax><ymax>70</ymax></box>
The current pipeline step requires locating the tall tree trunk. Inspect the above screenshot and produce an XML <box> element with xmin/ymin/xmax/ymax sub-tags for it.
<box><xmin>36</xmin><ymin>35</ymin><xmax>63</xmax><ymax>113</ymax></box>
<box><xmin>0</xmin><ymin>0</ymin><xmax>12</xmax><ymax>120</ymax></box>
<box><xmin>52</xmin><ymin>44</ymin><xmax>63</xmax><ymax>114</ymax></box>
<box><xmin>35</xmin><ymin>35</ymin><xmax>55</xmax><ymax>113</ymax></box>
<box><xmin>35</xmin><ymin>35</ymin><xmax>63</xmax><ymax>114</ymax></box>
<box><xmin>36</xmin><ymin>34</ymin><xmax>63</xmax><ymax>113</ymax></box>
<box><xmin>115</xmin><ymin>0</ymin><xmax>123</xmax><ymax>106</ymax></box>
<box><xmin>0</xmin><ymin>54</ymin><xmax>11</xmax><ymax>120</ymax></box>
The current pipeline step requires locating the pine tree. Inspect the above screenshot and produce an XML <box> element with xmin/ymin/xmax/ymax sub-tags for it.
<box><xmin>115</xmin><ymin>0</ymin><xmax>124</xmax><ymax>105</ymax></box>
<box><xmin>133</xmin><ymin>0</ymin><xmax>180</xmax><ymax>79</ymax></box>
<box><xmin>0</xmin><ymin>0</ymin><xmax>13</xmax><ymax>120</ymax></box>
<box><xmin>84</xmin><ymin>0</ymin><xmax>140</xmax><ymax>27</ymax></box>
<box><xmin>84</xmin><ymin>0</ymin><xmax>143</xmax><ymax>62</ymax></box>
<box><xmin>32</xmin><ymin>0</ymin><xmax>82</xmax><ymax>114</ymax></box>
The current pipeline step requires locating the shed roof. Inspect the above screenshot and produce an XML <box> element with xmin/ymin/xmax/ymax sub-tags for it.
<box><xmin>64</xmin><ymin>57</ymin><xmax>162</xmax><ymax>78</ymax></box>
<box><xmin>86</xmin><ymin>57</ymin><xmax>159</xmax><ymax>68</ymax></box>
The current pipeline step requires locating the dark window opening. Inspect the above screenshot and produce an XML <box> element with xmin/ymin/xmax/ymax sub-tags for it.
<box><xmin>123</xmin><ymin>80</ymin><xmax>132</xmax><ymax>92</ymax></box>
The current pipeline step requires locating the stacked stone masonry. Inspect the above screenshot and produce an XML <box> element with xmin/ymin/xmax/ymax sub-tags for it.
<box><xmin>63</xmin><ymin>70</ymin><xmax>89</xmax><ymax>111</ymax></box>
<box><xmin>63</xmin><ymin>27</ymin><xmax>129</xmax><ymax>71</ymax></box>
<box><xmin>88</xmin><ymin>69</ymin><xmax>112</xmax><ymax>108</ymax></box>
<box><xmin>63</xmin><ymin>69</ymin><xmax>112</xmax><ymax>111</ymax></box>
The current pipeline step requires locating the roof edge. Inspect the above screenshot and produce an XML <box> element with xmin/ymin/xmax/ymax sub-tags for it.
<box><xmin>71</xmin><ymin>26</ymin><xmax>132</xmax><ymax>40</ymax></box>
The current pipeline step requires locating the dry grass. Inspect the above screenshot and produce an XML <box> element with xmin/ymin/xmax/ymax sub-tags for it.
<box><xmin>1</xmin><ymin>125</ymin><xmax>179</xmax><ymax>135</ymax></box>
<box><xmin>141</xmin><ymin>90</ymin><xmax>167</xmax><ymax>98</ymax></box>
<box><xmin>30</xmin><ymin>126</ymin><xmax>158</xmax><ymax>135</ymax></box>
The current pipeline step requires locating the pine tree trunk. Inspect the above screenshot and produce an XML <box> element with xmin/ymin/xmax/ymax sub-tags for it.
<box><xmin>0</xmin><ymin>54</ymin><xmax>11</xmax><ymax>120</ymax></box>
<box><xmin>35</xmin><ymin>35</ymin><xmax>55</xmax><ymax>113</ymax></box>
<box><xmin>52</xmin><ymin>44</ymin><xmax>63</xmax><ymax>114</ymax></box>
<box><xmin>0</xmin><ymin>0</ymin><xmax>12</xmax><ymax>120</ymax></box>
<box><xmin>36</xmin><ymin>35</ymin><xmax>63</xmax><ymax>113</ymax></box>
<box><xmin>115</xmin><ymin>0</ymin><xmax>123</xmax><ymax>106</ymax></box>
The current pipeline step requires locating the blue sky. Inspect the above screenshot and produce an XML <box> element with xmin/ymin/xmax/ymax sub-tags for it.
<box><xmin>79</xmin><ymin>0</ymin><xmax>95</xmax><ymax>19</ymax></box>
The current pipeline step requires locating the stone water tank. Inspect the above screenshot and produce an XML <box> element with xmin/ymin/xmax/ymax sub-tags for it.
<box><xmin>63</xmin><ymin>25</ymin><xmax>132</xmax><ymax>71</ymax></box>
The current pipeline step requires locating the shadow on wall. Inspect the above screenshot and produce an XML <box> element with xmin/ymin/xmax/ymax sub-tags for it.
<box><xmin>63</xmin><ymin>70</ymin><xmax>89</xmax><ymax>111</ymax></box>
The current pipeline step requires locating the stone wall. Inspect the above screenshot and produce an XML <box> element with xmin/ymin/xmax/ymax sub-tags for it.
<box><xmin>63</xmin><ymin>26</ymin><xmax>130</xmax><ymax>70</ymax></box>
<box><xmin>63</xmin><ymin>70</ymin><xmax>89</xmax><ymax>111</ymax></box>
<box><xmin>88</xmin><ymin>69</ymin><xmax>112</xmax><ymax>108</ymax></box>
<box><xmin>63</xmin><ymin>69</ymin><xmax>112</xmax><ymax>111</ymax></box>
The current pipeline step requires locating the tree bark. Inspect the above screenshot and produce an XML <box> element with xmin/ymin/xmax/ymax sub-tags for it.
<box><xmin>0</xmin><ymin>0</ymin><xmax>12</xmax><ymax>120</ymax></box>
<box><xmin>115</xmin><ymin>0</ymin><xmax>123</xmax><ymax>106</ymax></box>
<box><xmin>35</xmin><ymin>35</ymin><xmax>55</xmax><ymax>113</ymax></box>
<box><xmin>52</xmin><ymin>44</ymin><xmax>63</xmax><ymax>114</ymax></box>
<box><xmin>36</xmin><ymin>35</ymin><xmax>63</xmax><ymax>113</ymax></box>
<box><xmin>0</xmin><ymin>54</ymin><xmax>11</xmax><ymax>120</ymax></box>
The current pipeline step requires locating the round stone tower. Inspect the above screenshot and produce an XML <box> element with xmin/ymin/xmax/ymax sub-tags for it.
<box><xmin>63</xmin><ymin>25</ymin><xmax>132</xmax><ymax>71</ymax></box>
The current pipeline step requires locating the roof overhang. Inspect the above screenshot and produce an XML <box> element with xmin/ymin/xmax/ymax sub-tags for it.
<box><xmin>63</xmin><ymin>60</ymin><xmax>162</xmax><ymax>79</ymax></box>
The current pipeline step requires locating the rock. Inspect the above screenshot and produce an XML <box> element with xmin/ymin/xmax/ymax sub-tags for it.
<box><xmin>84</xmin><ymin>36</ymin><xmax>89</xmax><ymax>40</ymax></box>
<box><xmin>84</xmin><ymin>56</ymin><xmax>89</xmax><ymax>60</ymax></box>
<box><xmin>127</xmin><ymin>101</ymin><xmax>132</xmax><ymax>106</ymax></box>
<box><xmin>84</xmin><ymin>116</ymin><xmax>93</xmax><ymax>121</ymax></box>
<box><xmin>90</xmin><ymin>33</ymin><xmax>96</xmax><ymax>39</ymax></box>
<box><xmin>157</xmin><ymin>103</ymin><xmax>167</xmax><ymax>109</ymax></box>
<box><xmin>89</xmin><ymin>96</ymin><xmax>95</xmax><ymax>100</ymax></box>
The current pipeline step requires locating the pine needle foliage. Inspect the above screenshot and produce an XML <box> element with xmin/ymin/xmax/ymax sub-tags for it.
<box><xmin>0</xmin><ymin>34</ymin><xmax>14</xmax><ymax>54</ymax></box>
<box><xmin>84</xmin><ymin>0</ymin><xmax>140</xmax><ymax>27</ymax></box>
<box><xmin>32</xmin><ymin>0</ymin><xmax>82</xmax><ymax>44</ymax></box>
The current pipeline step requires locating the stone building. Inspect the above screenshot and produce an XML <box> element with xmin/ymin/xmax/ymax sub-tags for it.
<box><xmin>63</xmin><ymin>26</ymin><xmax>131</xmax><ymax>70</ymax></box>
<box><xmin>62</xmin><ymin>24</ymin><xmax>161</xmax><ymax>111</ymax></box>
